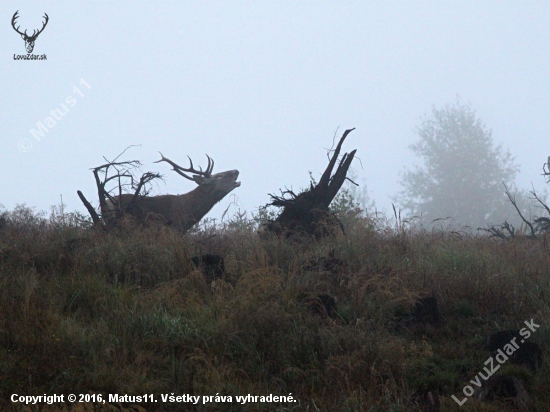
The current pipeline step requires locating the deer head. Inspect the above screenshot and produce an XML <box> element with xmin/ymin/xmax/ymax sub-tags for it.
<box><xmin>12</xmin><ymin>11</ymin><xmax>49</xmax><ymax>53</ymax></box>
<box><xmin>154</xmin><ymin>152</ymin><xmax>241</xmax><ymax>196</ymax></box>
<box><xmin>107</xmin><ymin>153</ymin><xmax>240</xmax><ymax>232</ymax></box>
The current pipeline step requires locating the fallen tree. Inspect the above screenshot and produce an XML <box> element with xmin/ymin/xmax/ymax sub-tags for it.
<box><xmin>263</xmin><ymin>128</ymin><xmax>358</xmax><ymax>238</ymax></box>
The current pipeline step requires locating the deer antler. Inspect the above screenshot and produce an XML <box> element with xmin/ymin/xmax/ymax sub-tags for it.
<box><xmin>11</xmin><ymin>11</ymin><xmax>49</xmax><ymax>40</ymax></box>
<box><xmin>11</xmin><ymin>11</ymin><xmax>26</xmax><ymax>37</ymax></box>
<box><xmin>155</xmin><ymin>152</ymin><xmax>214</xmax><ymax>181</ymax></box>
<box><xmin>32</xmin><ymin>13</ymin><xmax>49</xmax><ymax>39</ymax></box>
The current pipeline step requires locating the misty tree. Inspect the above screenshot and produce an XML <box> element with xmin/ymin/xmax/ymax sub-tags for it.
<box><xmin>396</xmin><ymin>100</ymin><xmax>526</xmax><ymax>229</ymax></box>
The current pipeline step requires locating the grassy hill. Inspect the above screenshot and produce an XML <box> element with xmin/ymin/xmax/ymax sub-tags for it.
<box><xmin>0</xmin><ymin>205</ymin><xmax>548</xmax><ymax>411</ymax></box>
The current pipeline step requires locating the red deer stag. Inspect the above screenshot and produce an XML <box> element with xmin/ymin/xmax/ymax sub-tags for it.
<box><xmin>107</xmin><ymin>153</ymin><xmax>240</xmax><ymax>232</ymax></box>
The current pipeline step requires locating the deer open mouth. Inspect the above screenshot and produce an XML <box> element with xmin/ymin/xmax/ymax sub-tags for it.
<box><xmin>232</xmin><ymin>170</ymin><xmax>240</xmax><ymax>187</ymax></box>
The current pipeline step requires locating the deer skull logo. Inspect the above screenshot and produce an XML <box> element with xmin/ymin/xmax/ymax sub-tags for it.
<box><xmin>11</xmin><ymin>11</ymin><xmax>49</xmax><ymax>54</ymax></box>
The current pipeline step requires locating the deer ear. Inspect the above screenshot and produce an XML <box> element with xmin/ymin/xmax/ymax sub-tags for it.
<box><xmin>193</xmin><ymin>176</ymin><xmax>208</xmax><ymax>185</ymax></box>
<box><xmin>21</xmin><ymin>34</ymin><xmax>25</xmax><ymax>39</ymax></box>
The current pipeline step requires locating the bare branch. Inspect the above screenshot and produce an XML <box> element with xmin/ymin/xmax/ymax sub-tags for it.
<box><xmin>318</xmin><ymin>128</ymin><xmax>355</xmax><ymax>190</ymax></box>
<box><xmin>346</xmin><ymin>177</ymin><xmax>359</xmax><ymax>186</ymax></box>
<box><xmin>479</xmin><ymin>221</ymin><xmax>516</xmax><ymax>240</ymax></box>
<box><xmin>503</xmin><ymin>182</ymin><xmax>536</xmax><ymax>238</ymax></box>
<box><xmin>530</xmin><ymin>185</ymin><xmax>550</xmax><ymax>217</ymax></box>
<box><xmin>131</xmin><ymin>172</ymin><xmax>162</xmax><ymax>203</ymax></box>
<box><xmin>77</xmin><ymin>190</ymin><xmax>102</xmax><ymax>226</ymax></box>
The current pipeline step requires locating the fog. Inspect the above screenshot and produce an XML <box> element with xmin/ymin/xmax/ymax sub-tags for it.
<box><xmin>2</xmin><ymin>2</ymin><xmax>549</xmax><ymax>224</ymax></box>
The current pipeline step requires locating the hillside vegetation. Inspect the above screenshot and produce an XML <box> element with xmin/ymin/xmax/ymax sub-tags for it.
<box><xmin>0</xmin><ymin>204</ymin><xmax>548</xmax><ymax>411</ymax></box>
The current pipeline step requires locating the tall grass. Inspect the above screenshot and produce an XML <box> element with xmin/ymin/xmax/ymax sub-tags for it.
<box><xmin>0</xmin><ymin>204</ymin><xmax>548</xmax><ymax>411</ymax></box>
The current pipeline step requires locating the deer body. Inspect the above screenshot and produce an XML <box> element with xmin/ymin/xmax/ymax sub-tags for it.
<box><xmin>106</xmin><ymin>154</ymin><xmax>240</xmax><ymax>232</ymax></box>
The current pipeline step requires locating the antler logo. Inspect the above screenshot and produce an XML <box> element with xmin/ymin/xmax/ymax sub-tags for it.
<box><xmin>11</xmin><ymin>11</ymin><xmax>49</xmax><ymax>54</ymax></box>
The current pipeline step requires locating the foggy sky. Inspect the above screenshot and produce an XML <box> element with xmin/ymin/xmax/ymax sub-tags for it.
<box><xmin>2</xmin><ymin>1</ymin><xmax>549</xmax><ymax>222</ymax></box>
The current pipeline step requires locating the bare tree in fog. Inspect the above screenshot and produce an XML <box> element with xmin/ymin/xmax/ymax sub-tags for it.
<box><xmin>395</xmin><ymin>100</ymin><xmax>529</xmax><ymax>229</ymax></box>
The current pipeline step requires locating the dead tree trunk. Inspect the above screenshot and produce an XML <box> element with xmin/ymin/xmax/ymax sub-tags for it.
<box><xmin>264</xmin><ymin>128</ymin><xmax>357</xmax><ymax>238</ymax></box>
<box><xmin>77</xmin><ymin>149</ymin><xmax>162</xmax><ymax>230</ymax></box>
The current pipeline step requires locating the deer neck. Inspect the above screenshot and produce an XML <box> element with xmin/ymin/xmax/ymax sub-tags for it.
<box><xmin>176</xmin><ymin>184</ymin><xmax>225</xmax><ymax>228</ymax></box>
